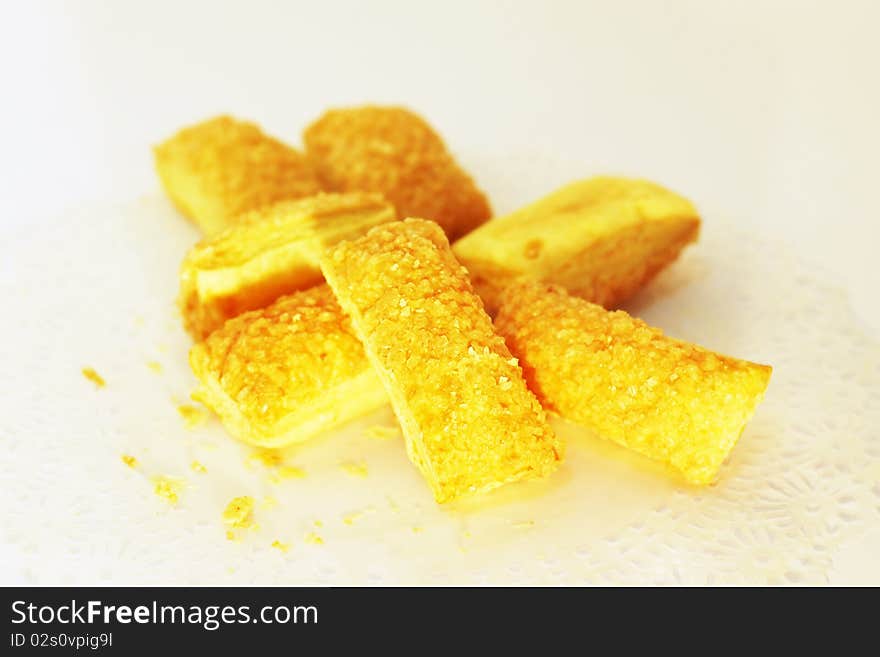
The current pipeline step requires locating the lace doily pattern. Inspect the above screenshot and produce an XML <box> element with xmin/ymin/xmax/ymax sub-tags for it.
<box><xmin>0</xmin><ymin>194</ymin><xmax>877</xmax><ymax>585</ymax></box>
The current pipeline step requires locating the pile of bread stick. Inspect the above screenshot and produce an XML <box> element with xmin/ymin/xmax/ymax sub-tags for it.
<box><xmin>155</xmin><ymin>107</ymin><xmax>771</xmax><ymax>504</ymax></box>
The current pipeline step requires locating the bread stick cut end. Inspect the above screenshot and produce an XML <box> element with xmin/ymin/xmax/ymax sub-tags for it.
<box><xmin>179</xmin><ymin>192</ymin><xmax>396</xmax><ymax>340</ymax></box>
<box><xmin>453</xmin><ymin>176</ymin><xmax>700</xmax><ymax>314</ymax></box>
<box><xmin>189</xmin><ymin>285</ymin><xmax>386</xmax><ymax>448</ymax></box>
<box><xmin>322</xmin><ymin>218</ymin><xmax>562</xmax><ymax>503</ymax></box>
<box><xmin>304</xmin><ymin>106</ymin><xmax>491</xmax><ymax>241</ymax></box>
<box><xmin>155</xmin><ymin>115</ymin><xmax>322</xmax><ymax>235</ymax></box>
<box><xmin>495</xmin><ymin>281</ymin><xmax>770</xmax><ymax>485</ymax></box>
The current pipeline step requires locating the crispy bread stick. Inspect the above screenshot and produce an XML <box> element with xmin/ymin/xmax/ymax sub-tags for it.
<box><xmin>189</xmin><ymin>285</ymin><xmax>385</xmax><ymax>448</ymax></box>
<box><xmin>179</xmin><ymin>193</ymin><xmax>396</xmax><ymax>340</ymax></box>
<box><xmin>453</xmin><ymin>177</ymin><xmax>700</xmax><ymax>314</ymax></box>
<box><xmin>321</xmin><ymin>219</ymin><xmax>562</xmax><ymax>503</ymax></box>
<box><xmin>495</xmin><ymin>281</ymin><xmax>771</xmax><ymax>484</ymax></box>
<box><xmin>304</xmin><ymin>106</ymin><xmax>491</xmax><ymax>241</ymax></box>
<box><xmin>155</xmin><ymin>115</ymin><xmax>322</xmax><ymax>235</ymax></box>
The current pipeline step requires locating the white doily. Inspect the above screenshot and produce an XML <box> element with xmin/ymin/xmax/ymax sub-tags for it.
<box><xmin>1</xmin><ymin>186</ymin><xmax>877</xmax><ymax>585</ymax></box>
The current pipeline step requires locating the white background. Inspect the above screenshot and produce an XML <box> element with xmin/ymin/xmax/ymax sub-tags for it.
<box><xmin>2</xmin><ymin>0</ymin><xmax>879</xmax><ymax>333</ymax></box>
<box><xmin>1</xmin><ymin>0</ymin><xmax>878</xmax><ymax>584</ymax></box>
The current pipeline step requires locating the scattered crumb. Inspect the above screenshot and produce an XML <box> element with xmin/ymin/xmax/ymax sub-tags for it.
<box><xmin>365</xmin><ymin>425</ymin><xmax>400</xmax><ymax>440</ymax></box>
<box><xmin>304</xmin><ymin>532</ymin><xmax>324</xmax><ymax>546</ymax></box>
<box><xmin>147</xmin><ymin>361</ymin><xmax>163</xmax><ymax>374</ymax></box>
<box><xmin>512</xmin><ymin>520</ymin><xmax>536</xmax><ymax>529</ymax></box>
<box><xmin>152</xmin><ymin>476</ymin><xmax>184</xmax><ymax>505</ymax></box>
<box><xmin>121</xmin><ymin>454</ymin><xmax>138</xmax><ymax>468</ymax></box>
<box><xmin>271</xmin><ymin>540</ymin><xmax>290</xmax><ymax>553</ymax></box>
<box><xmin>247</xmin><ymin>449</ymin><xmax>284</xmax><ymax>468</ymax></box>
<box><xmin>177</xmin><ymin>404</ymin><xmax>207</xmax><ymax>429</ymax></box>
<box><xmin>387</xmin><ymin>496</ymin><xmax>400</xmax><ymax>513</ymax></box>
<box><xmin>82</xmin><ymin>367</ymin><xmax>105</xmax><ymax>388</ymax></box>
<box><xmin>340</xmin><ymin>461</ymin><xmax>368</xmax><ymax>478</ymax></box>
<box><xmin>463</xmin><ymin>530</ymin><xmax>472</xmax><ymax>539</ymax></box>
<box><xmin>342</xmin><ymin>505</ymin><xmax>374</xmax><ymax>526</ymax></box>
<box><xmin>261</xmin><ymin>496</ymin><xmax>278</xmax><ymax>510</ymax></box>
<box><xmin>269</xmin><ymin>465</ymin><xmax>307</xmax><ymax>483</ymax></box>
<box><xmin>190</xmin><ymin>460</ymin><xmax>207</xmax><ymax>474</ymax></box>
<box><xmin>313</xmin><ymin>519</ymin><xmax>323</xmax><ymax>528</ymax></box>
<box><xmin>158</xmin><ymin>343</ymin><xmax>169</xmax><ymax>354</ymax></box>
<box><xmin>222</xmin><ymin>496</ymin><xmax>255</xmax><ymax>529</ymax></box>
<box><xmin>225</xmin><ymin>530</ymin><xmax>240</xmax><ymax>542</ymax></box>
<box><xmin>412</xmin><ymin>526</ymin><xmax>424</xmax><ymax>534</ymax></box>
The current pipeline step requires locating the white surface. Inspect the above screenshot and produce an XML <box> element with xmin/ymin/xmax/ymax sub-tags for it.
<box><xmin>1</xmin><ymin>0</ymin><xmax>878</xmax><ymax>585</ymax></box>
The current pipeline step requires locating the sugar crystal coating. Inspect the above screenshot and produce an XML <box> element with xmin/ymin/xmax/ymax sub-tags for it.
<box><xmin>494</xmin><ymin>281</ymin><xmax>772</xmax><ymax>484</ymax></box>
<box><xmin>304</xmin><ymin>106</ymin><xmax>491</xmax><ymax>241</ymax></box>
<box><xmin>189</xmin><ymin>285</ymin><xmax>386</xmax><ymax>448</ymax></box>
<box><xmin>321</xmin><ymin>219</ymin><xmax>562</xmax><ymax>503</ymax></box>
<box><xmin>155</xmin><ymin>115</ymin><xmax>322</xmax><ymax>235</ymax></box>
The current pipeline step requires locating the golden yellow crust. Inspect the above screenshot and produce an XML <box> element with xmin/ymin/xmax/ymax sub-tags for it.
<box><xmin>321</xmin><ymin>219</ymin><xmax>562</xmax><ymax>503</ymax></box>
<box><xmin>189</xmin><ymin>285</ymin><xmax>386</xmax><ymax>448</ymax></box>
<box><xmin>303</xmin><ymin>106</ymin><xmax>491</xmax><ymax>241</ymax></box>
<box><xmin>453</xmin><ymin>176</ymin><xmax>700</xmax><ymax>314</ymax></box>
<box><xmin>155</xmin><ymin>115</ymin><xmax>322</xmax><ymax>235</ymax></box>
<box><xmin>179</xmin><ymin>192</ymin><xmax>396</xmax><ymax>340</ymax></box>
<box><xmin>494</xmin><ymin>281</ymin><xmax>771</xmax><ymax>484</ymax></box>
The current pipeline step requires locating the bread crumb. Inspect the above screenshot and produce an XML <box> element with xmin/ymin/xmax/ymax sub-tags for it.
<box><xmin>271</xmin><ymin>540</ymin><xmax>290</xmax><ymax>553</ymax></box>
<box><xmin>147</xmin><ymin>361</ymin><xmax>163</xmax><ymax>374</ymax></box>
<box><xmin>153</xmin><ymin>476</ymin><xmax>184</xmax><ymax>505</ymax></box>
<box><xmin>222</xmin><ymin>496</ymin><xmax>255</xmax><ymax>529</ymax></box>
<box><xmin>313</xmin><ymin>519</ymin><xmax>323</xmax><ymax>528</ymax></box>
<box><xmin>177</xmin><ymin>404</ymin><xmax>207</xmax><ymax>429</ymax></box>
<box><xmin>340</xmin><ymin>461</ymin><xmax>368</xmax><ymax>478</ymax></box>
<box><xmin>304</xmin><ymin>532</ymin><xmax>324</xmax><ymax>545</ymax></box>
<box><xmin>411</xmin><ymin>526</ymin><xmax>424</xmax><ymax>534</ymax></box>
<box><xmin>190</xmin><ymin>460</ymin><xmax>207</xmax><ymax>474</ymax></box>
<box><xmin>121</xmin><ymin>454</ymin><xmax>138</xmax><ymax>468</ymax></box>
<box><xmin>82</xmin><ymin>367</ymin><xmax>105</xmax><ymax>388</ymax></box>
<box><xmin>247</xmin><ymin>449</ymin><xmax>284</xmax><ymax>468</ymax></box>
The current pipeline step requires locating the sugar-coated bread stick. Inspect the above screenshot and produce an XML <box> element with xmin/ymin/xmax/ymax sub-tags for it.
<box><xmin>453</xmin><ymin>177</ymin><xmax>700</xmax><ymax>314</ymax></box>
<box><xmin>155</xmin><ymin>115</ymin><xmax>322</xmax><ymax>235</ymax></box>
<box><xmin>190</xmin><ymin>285</ymin><xmax>386</xmax><ymax>448</ymax></box>
<box><xmin>179</xmin><ymin>192</ymin><xmax>396</xmax><ymax>340</ymax></box>
<box><xmin>494</xmin><ymin>281</ymin><xmax>771</xmax><ymax>484</ymax></box>
<box><xmin>303</xmin><ymin>106</ymin><xmax>491</xmax><ymax>241</ymax></box>
<box><xmin>321</xmin><ymin>219</ymin><xmax>562</xmax><ymax>503</ymax></box>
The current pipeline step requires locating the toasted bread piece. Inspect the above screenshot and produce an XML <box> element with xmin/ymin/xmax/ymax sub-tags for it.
<box><xmin>303</xmin><ymin>106</ymin><xmax>491</xmax><ymax>241</ymax></box>
<box><xmin>179</xmin><ymin>192</ymin><xmax>396</xmax><ymax>340</ymax></box>
<box><xmin>495</xmin><ymin>281</ymin><xmax>771</xmax><ymax>484</ymax></box>
<box><xmin>321</xmin><ymin>219</ymin><xmax>562</xmax><ymax>503</ymax></box>
<box><xmin>453</xmin><ymin>177</ymin><xmax>700</xmax><ymax>314</ymax></box>
<box><xmin>189</xmin><ymin>285</ymin><xmax>386</xmax><ymax>448</ymax></box>
<box><xmin>155</xmin><ymin>115</ymin><xmax>322</xmax><ymax>235</ymax></box>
